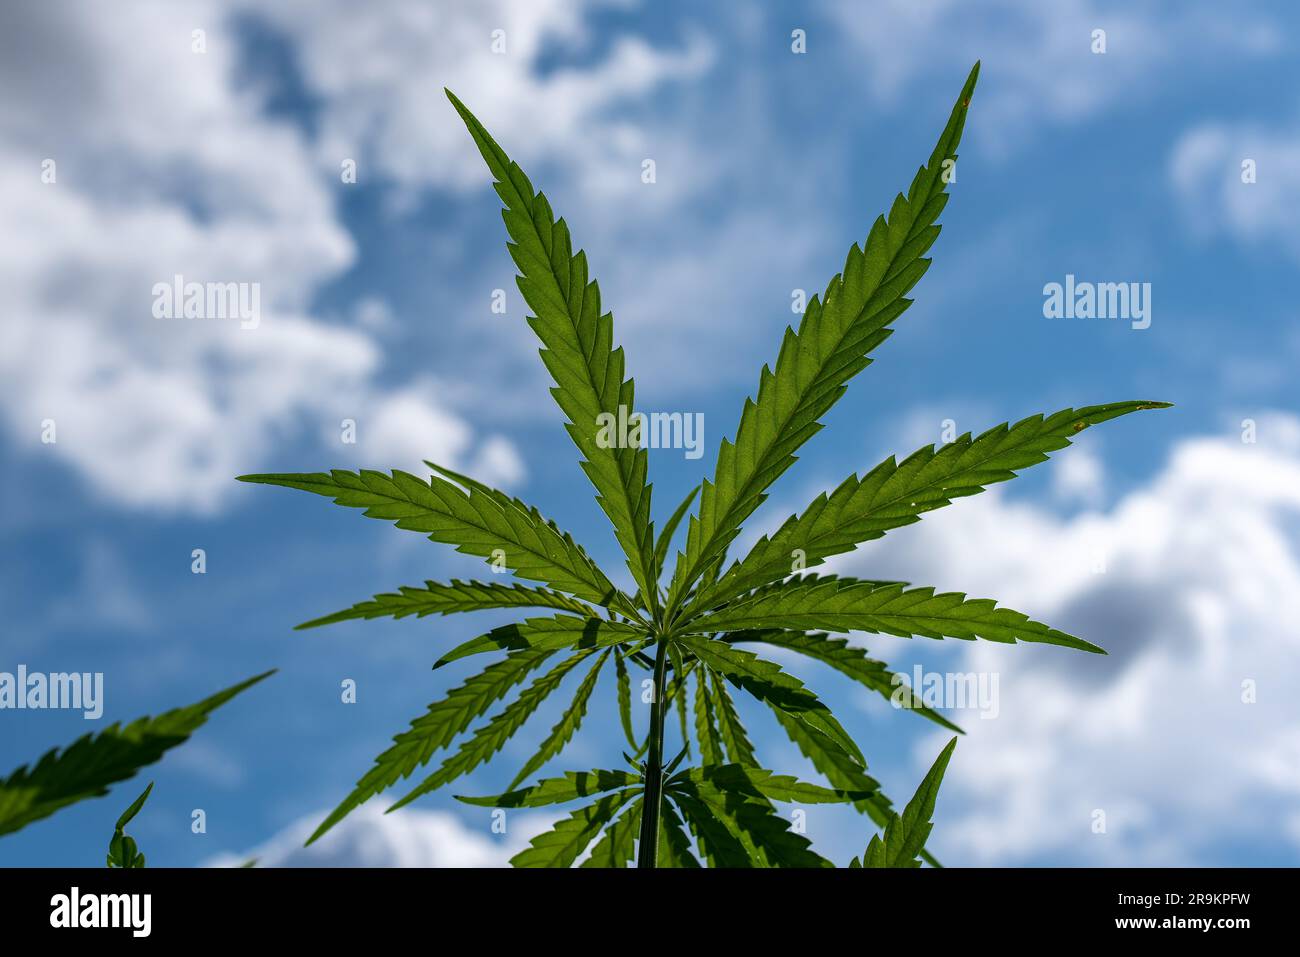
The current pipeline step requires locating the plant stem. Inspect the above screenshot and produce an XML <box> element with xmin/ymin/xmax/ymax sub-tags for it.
<box><xmin>636</xmin><ymin>636</ymin><xmax>670</xmax><ymax>868</ymax></box>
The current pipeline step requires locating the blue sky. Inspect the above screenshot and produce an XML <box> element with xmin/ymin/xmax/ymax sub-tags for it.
<box><xmin>3</xmin><ymin>0</ymin><xmax>1300</xmax><ymax>867</ymax></box>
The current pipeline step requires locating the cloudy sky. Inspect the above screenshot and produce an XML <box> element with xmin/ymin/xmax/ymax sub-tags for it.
<box><xmin>2</xmin><ymin>0</ymin><xmax>1298</xmax><ymax>867</ymax></box>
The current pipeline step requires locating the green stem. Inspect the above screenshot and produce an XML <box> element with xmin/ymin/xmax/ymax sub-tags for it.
<box><xmin>637</xmin><ymin>637</ymin><xmax>670</xmax><ymax>868</ymax></box>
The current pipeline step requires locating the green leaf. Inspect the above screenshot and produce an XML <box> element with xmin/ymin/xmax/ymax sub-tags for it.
<box><xmin>228</xmin><ymin>63</ymin><xmax>1170</xmax><ymax>873</ymax></box>
<box><xmin>709</xmin><ymin>670</ymin><xmax>759</xmax><ymax>765</ymax></box>
<box><xmin>581</xmin><ymin>798</ymin><xmax>642</xmax><ymax>868</ymax></box>
<box><xmin>446</xmin><ymin>90</ymin><xmax>656</xmax><ymax>608</ymax></box>
<box><xmin>509</xmin><ymin>789</ymin><xmax>641</xmax><ymax>868</ymax></box>
<box><xmin>653</xmin><ymin>485</ymin><xmax>700</xmax><ymax>583</ymax></box>
<box><xmin>657</xmin><ymin>798</ymin><xmax>702</xmax><ymax>868</ymax></box>
<box><xmin>106</xmin><ymin>781</ymin><xmax>153</xmax><ymax>868</ymax></box>
<box><xmin>237</xmin><ymin>469</ymin><xmax>627</xmax><ymax>612</ymax></box>
<box><xmin>670</xmin><ymin>790</ymin><xmax>756</xmax><ymax>867</ymax></box>
<box><xmin>668</xmin><ymin>648</ymin><xmax>692</xmax><ymax>759</ymax></box>
<box><xmin>423</xmin><ymin>461</ymin><xmax>643</xmax><ymax>622</ymax></box>
<box><xmin>726</xmin><ymin>630</ymin><xmax>963</xmax><ymax>733</ymax></box>
<box><xmin>694</xmin><ymin>402</ymin><xmax>1171</xmax><ymax>611</ymax></box>
<box><xmin>296</xmin><ymin>579</ymin><xmax>595</xmax><ymax>630</ymax></box>
<box><xmin>674</xmin><ymin>764</ymin><xmax>874</xmax><ymax>805</ymax></box>
<box><xmin>456</xmin><ymin>769</ymin><xmax>639</xmax><ymax>808</ymax></box>
<box><xmin>669</xmin><ymin>778</ymin><xmax>831</xmax><ymax>867</ymax></box>
<box><xmin>508</xmin><ymin>650</ymin><xmax>610</xmax><ymax>789</ymax></box>
<box><xmin>689</xmin><ymin>575</ymin><xmax>1102</xmax><ymax>654</ymax></box>
<box><xmin>693</xmin><ymin>669</ymin><xmax>726</xmax><ymax>766</ymax></box>
<box><xmin>114</xmin><ymin>780</ymin><xmax>152</xmax><ymax>831</ymax></box>
<box><xmin>0</xmin><ymin>671</ymin><xmax>274</xmax><ymax>838</ymax></box>
<box><xmin>764</xmin><ymin>706</ymin><xmax>937</xmax><ymax>864</ymax></box>
<box><xmin>861</xmin><ymin>737</ymin><xmax>956</xmax><ymax>867</ymax></box>
<box><xmin>663</xmin><ymin>744</ymin><xmax>690</xmax><ymax>777</ymax></box>
<box><xmin>666</xmin><ymin>64</ymin><xmax>980</xmax><ymax>613</ymax></box>
<box><xmin>385</xmin><ymin>651</ymin><xmax>597</xmax><ymax>814</ymax></box>
<box><xmin>434</xmin><ymin>615</ymin><xmax>642</xmax><ymax>669</ymax></box>
<box><xmin>674</xmin><ymin>634</ymin><xmax>865</xmax><ymax>766</ymax></box>
<box><xmin>614</xmin><ymin>650</ymin><xmax>638</xmax><ymax>751</ymax></box>
<box><xmin>306</xmin><ymin>651</ymin><xmax>552</xmax><ymax>845</ymax></box>
<box><xmin>766</xmin><ymin>707</ymin><xmax>883</xmax><ymax>814</ymax></box>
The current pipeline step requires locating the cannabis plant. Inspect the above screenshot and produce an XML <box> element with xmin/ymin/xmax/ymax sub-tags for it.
<box><xmin>240</xmin><ymin>62</ymin><xmax>1167</xmax><ymax>867</ymax></box>
<box><xmin>106</xmin><ymin>782</ymin><xmax>153</xmax><ymax>868</ymax></box>
<box><xmin>0</xmin><ymin>672</ymin><xmax>272</xmax><ymax>847</ymax></box>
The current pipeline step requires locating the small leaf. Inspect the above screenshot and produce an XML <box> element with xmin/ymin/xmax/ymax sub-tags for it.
<box><xmin>582</xmin><ymin>798</ymin><xmax>642</xmax><ymax>868</ymax></box>
<box><xmin>674</xmin><ymin>634</ymin><xmax>864</xmax><ymax>766</ymax></box>
<box><xmin>0</xmin><ymin>671</ymin><xmax>274</xmax><ymax>838</ymax></box>
<box><xmin>688</xmin><ymin>575</ymin><xmax>1102</xmax><ymax>654</ymax></box>
<box><xmin>726</xmin><ymin>630</ymin><xmax>963</xmax><ymax>733</ymax></box>
<box><xmin>861</xmin><ymin>737</ymin><xmax>957</xmax><ymax>867</ymax></box>
<box><xmin>297</xmin><ymin>579</ymin><xmax>594</xmax><ymax>629</ymax></box>
<box><xmin>709</xmin><ymin>670</ymin><xmax>759</xmax><ymax>765</ymax></box>
<box><xmin>653</xmin><ymin>485</ymin><xmax>699</xmax><ymax>583</ymax></box>
<box><xmin>668</xmin><ymin>651</ymin><xmax>692</xmax><ymax>760</ymax></box>
<box><xmin>113</xmin><ymin>780</ymin><xmax>153</xmax><ymax>831</ymax></box>
<box><xmin>663</xmin><ymin>745</ymin><xmax>690</xmax><ymax>777</ymax></box>
<box><xmin>669</xmin><ymin>777</ymin><xmax>832</xmax><ymax>868</ymax></box>
<box><xmin>385</xmin><ymin>652</ymin><xmax>597</xmax><ymax>814</ymax></box>
<box><xmin>434</xmin><ymin>615</ymin><xmax>642</xmax><ymax>669</ymax></box>
<box><xmin>671</xmin><ymin>790</ymin><xmax>756</xmax><ymax>868</ymax></box>
<box><xmin>656</xmin><ymin>798</ymin><xmax>702</xmax><ymax>868</ymax></box>
<box><xmin>106</xmin><ymin>782</ymin><xmax>153</xmax><ymax>868</ymax></box>
<box><xmin>508</xmin><ymin>651</ymin><xmax>610</xmax><ymax>789</ymax></box>
<box><xmin>509</xmin><ymin>789</ymin><xmax>640</xmax><ymax>868</ymax></box>
<box><xmin>456</xmin><ymin>769</ymin><xmax>639</xmax><ymax>808</ymax></box>
<box><xmin>238</xmin><ymin>469</ymin><xmax>627</xmax><ymax>612</ymax></box>
<box><xmin>305</xmin><ymin>651</ymin><xmax>553</xmax><ymax>844</ymax></box>
<box><xmin>769</xmin><ymin>707</ymin><xmax>940</xmax><ymax>867</ymax></box>
<box><xmin>693</xmin><ymin>669</ymin><xmax>726</xmax><ymax>766</ymax></box>
<box><xmin>675</xmin><ymin>764</ymin><xmax>874</xmax><ymax>805</ymax></box>
<box><xmin>614</xmin><ymin>650</ymin><xmax>638</xmax><ymax>751</ymax></box>
<box><xmin>694</xmin><ymin>401</ymin><xmax>1172</xmax><ymax>612</ymax></box>
<box><xmin>772</xmin><ymin>709</ymin><xmax>880</xmax><ymax>799</ymax></box>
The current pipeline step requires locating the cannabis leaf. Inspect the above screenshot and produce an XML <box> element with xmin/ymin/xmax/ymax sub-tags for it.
<box><xmin>685</xmin><ymin>576</ymin><xmax>1103</xmax><ymax>653</ymax></box>
<box><xmin>446</xmin><ymin>90</ymin><xmax>657</xmax><ymax>610</ymax></box>
<box><xmin>0</xmin><ymin>671</ymin><xmax>274</xmax><ymax>839</ymax></box>
<box><xmin>664</xmin><ymin>65</ymin><xmax>981</xmax><ymax>619</ymax></box>
<box><xmin>853</xmin><ymin>737</ymin><xmax>956</xmax><ymax>868</ymax></box>
<box><xmin>242</xmin><ymin>61</ymin><xmax>1169</xmax><ymax>867</ymax></box>
<box><xmin>692</xmin><ymin>402</ymin><xmax>1170</xmax><ymax>612</ymax></box>
<box><xmin>297</xmin><ymin>579</ymin><xmax>594</xmax><ymax>630</ymax></box>
<box><xmin>237</xmin><ymin>469</ymin><xmax>629</xmax><ymax>615</ymax></box>
<box><xmin>725</xmin><ymin>630</ymin><xmax>963</xmax><ymax>733</ymax></box>
<box><xmin>106</xmin><ymin>782</ymin><xmax>152</xmax><ymax>868</ymax></box>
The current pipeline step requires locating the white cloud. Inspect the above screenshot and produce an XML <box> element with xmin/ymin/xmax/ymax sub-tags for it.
<box><xmin>337</xmin><ymin>378</ymin><xmax>526</xmax><ymax>485</ymax></box>
<box><xmin>240</xmin><ymin>1</ymin><xmax>730</xmax><ymax>404</ymax></box>
<box><xmin>823</xmin><ymin>0</ymin><xmax>1279</xmax><ymax>153</ymax></box>
<box><xmin>250</xmin><ymin>0</ymin><xmax>713</xmax><ymax>201</ymax></box>
<box><xmin>1052</xmin><ymin>440</ymin><xmax>1105</xmax><ymax>507</ymax></box>
<box><xmin>0</xmin><ymin>1</ymin><xmax>735</xmax><ymax>511</ymax></box>
<box><xmin>0</xmin><ymin>2</ymin><xmax>643</xmax><ymax>512</ymax></box>
<box><xmin>1170</xmin><ymin>120</ymin><xmax>1300</xmax><ymax>261</ymax></box>
<box><xmin>829</xmin><ymin>413</ymin><xmax>1300</xmax><ymax>864</ymax></box>
<box><xmin>206</xmin><ymin>802</ymin><xmax>554</xmax><ymax>867</ymax></box>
